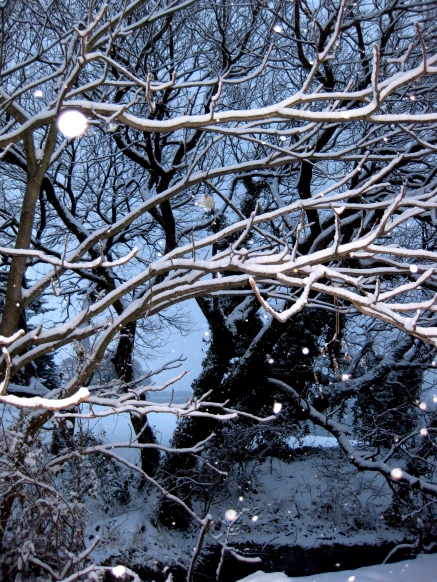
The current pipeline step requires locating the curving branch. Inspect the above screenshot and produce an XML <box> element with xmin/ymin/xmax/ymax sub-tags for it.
<box><xmin>267</xmin><ymin>377</ymin><xmax>437</xmax><ymax>497</ymax></box>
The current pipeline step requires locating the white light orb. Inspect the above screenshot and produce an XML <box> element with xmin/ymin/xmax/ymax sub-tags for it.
<box><xmin>197</xmin><ymin>193</ymin><xmax>215</xmax><ymax>211</ymax></box>
<box><xmin>111</xmin><ymin>565</ymin><xmax>126</xmax><ymax>578</ymax></box>
<box><xmin>34</xmin><ymin>89</ymin><xmax>43</xmax><ymax>98</ymax></box>
<box><xmin>273</xmin><ymin>402</ymin><xmax>282</xmax><ymax>414</ymax></box>
<box><xmin>57</xmin><ymin>110</ymin><xmax>88</xmax><ymax>138</ymax></box>
<box><xmin>224</xmin><ymin>509</ymin><xmax>238</xmax><ymax>522</ymax></box>
<box><xmin>390</xmin><ymin>467</ymin><xmax>403</xmax><ymax>481</ymax></box>
<box><xmin>420</xmin><ymin>428</ymin><xmax>428</xmax><ymax>437</ymax></box>
<box><xmin>302</xmin><ymin>347</ymin><xmax>310</xmax><ymax>355</ymax></box>
<box><xmin>273</xmin><ymin>25</ymin><xmax>282</xmax><ymax>33</ymax></box>
<box><xmin>409</xmin><ymin>265</ymin><xmax>418</xmax><ymax>273</ymax></box>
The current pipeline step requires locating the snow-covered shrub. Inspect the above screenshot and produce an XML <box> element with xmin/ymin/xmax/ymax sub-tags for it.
<box><xmin>65</xmin><ymin>428</ymin><xmax>132</xmax><ymax>509</ymax></box>
<box><xmin>0</xmin><ymin>442</ymin><xmax>89</xmax><ymax>581</ymax></box>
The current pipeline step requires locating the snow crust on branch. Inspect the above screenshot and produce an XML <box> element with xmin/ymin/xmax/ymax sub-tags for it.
<box><xmin>0</xmin><ymin>246</ymin><xmax>138</xmax><ymax>270</ymax></box>
<box><xmin>0</xmin><ymin>387</ymin><xmax>90</xmax><ymax>410</ymax></box>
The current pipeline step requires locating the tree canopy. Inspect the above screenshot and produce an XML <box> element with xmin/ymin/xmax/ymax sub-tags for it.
<box><xmin>1</xmin><ymin>0</ymin><xmax>437</xmax><ymax>578</ymax></box>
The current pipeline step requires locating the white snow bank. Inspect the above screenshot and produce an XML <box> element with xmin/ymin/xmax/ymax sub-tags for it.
<box><xmin>237</xmin><ymin>553</ymin><xmax>437</xmax><ymax>581</ymax></box>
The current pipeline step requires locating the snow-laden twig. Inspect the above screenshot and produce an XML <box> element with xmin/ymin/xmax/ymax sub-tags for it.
<box><xmin>0</xmin><ymin>329</ymin><xmax>25</xmax><ymax>346</ymax></box>
<box><xmin>0</xmin><ymin>245</ymin><xmax>138</xmax><ymax>270</ymax></box>
<box><xmin>0</xmin><ymin>387</ymin><xmax>90</xmax><ymax>410</ymax></box>
<box><xmin>249</xmin><ymin>267</ymin><xmax>327</xmax><ymax>323</ymax></box>
<box><xmin>187</xmin><ymin>514</ymin><xmax>213</xmax><ymax>582</ymax></box>
<box><xmin>0</xmin><ymin>347</ymin><xmax>11</xmax><ymax>396</ymax></box>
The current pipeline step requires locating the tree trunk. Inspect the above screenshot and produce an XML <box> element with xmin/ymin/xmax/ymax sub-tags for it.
<box><xmin>112</xmin><ymin>320</ymin><xmax>160</xmax><ymax>478</ymax></box>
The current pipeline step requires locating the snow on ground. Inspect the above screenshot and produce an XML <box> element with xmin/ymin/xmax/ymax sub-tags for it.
<box><xmin>86</xmin><ymin>446</ymin><xmax>408</xmax><ymax>577</ymax></box>
<box><xmin>237</xmin><ymin>553</ymin><xmax>437</xmax><ymax>581</ymax></box>
<box><xmin>200</xmin><ymin>448</ymin><xmax>402</xmax><ymax>550</ymax></box>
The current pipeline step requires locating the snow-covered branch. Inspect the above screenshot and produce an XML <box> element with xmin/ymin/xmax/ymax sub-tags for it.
<box><xmin>0</xmin><ymin>387</ymin><xmax>90</xmax><ymax>410</ymax></box>
<box><xmin>0</xmin><ymin>246</ymin><xmax>138</xmax><ymax>270</ymax></box>
<box><xmin>267</xmin><ymin>378</ymin><xmax>437</xmax><ymax>497</ymax></box>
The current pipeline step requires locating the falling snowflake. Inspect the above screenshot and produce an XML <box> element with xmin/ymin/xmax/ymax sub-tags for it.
<box><xmin>195</xmin><ymin>193</ymin><xmax>215</xmax><ymax>211</ymax></box>
<box><xmin>57</xmin><ymin>110</ymin><xmax>88</xmax><ymax>138</ymax></box>
<box><xmin>273</xmin><ymin>402</ymin><xmax>282</xmax><ymax>414</ymax></box>
<box><xmin>390</xmin><ymin>468</ymin><xmax>403</xmax><ymax>480</ymax></box>
<box><xmin>111</xmin><ymin>566</ymin><xmax>126</xmax><ymax>578</ymax></box>
<box><xmin>224</xmin><ymin>509</ymin><xmax>238</xmax><ymax>522</ymax></box>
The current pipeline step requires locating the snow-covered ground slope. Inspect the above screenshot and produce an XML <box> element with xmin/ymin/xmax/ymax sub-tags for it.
<box><xmin>201</xmin><ymin>448</ymin><xmax>403</xmax><ymax>550</ymax></box>
<box><xmin>237</xmin><ymin>553</ymin><xmax>437</xmax><ymax>581</ymax></box>
<box><xmin>86</xmin><ymin>445</ymin><xmax>409</xmax><ymax>578</ymax></box>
